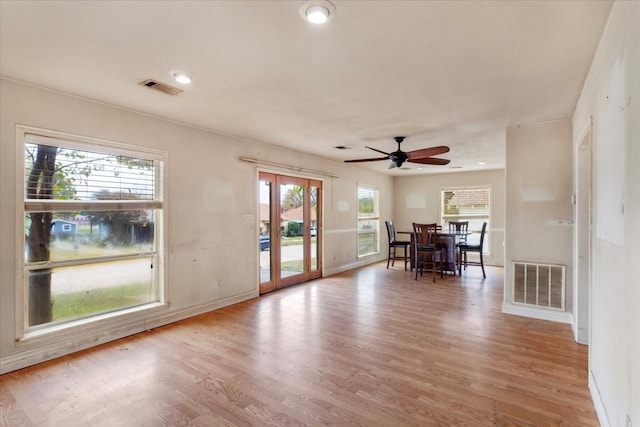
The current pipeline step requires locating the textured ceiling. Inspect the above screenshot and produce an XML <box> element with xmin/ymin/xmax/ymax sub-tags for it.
<box><xmin>0</xmin><ymin>1</ymin><xmax>613</xmax><ymax>175</ymax></box>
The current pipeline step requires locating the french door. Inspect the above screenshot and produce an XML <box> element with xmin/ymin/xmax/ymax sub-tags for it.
<box><xmin>259</xmin><ymin>172</ymin><xmax>322</xmax><ymax>294</ymax></box>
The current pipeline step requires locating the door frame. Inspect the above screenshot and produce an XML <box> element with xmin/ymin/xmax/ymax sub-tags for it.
<box><xmin>574</xmin><ymin>118</ymin><xmax>592</xmax><ymax>345</ymax></box>
<box><xmin>258</xmin><ymin>171</ymin><xmax>322</xmax><ymax>294</ymax></box>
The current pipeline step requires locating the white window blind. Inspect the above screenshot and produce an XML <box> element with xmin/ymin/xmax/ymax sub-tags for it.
<box><xmin>441</xmin><ymin>186</ymin><xmax>491</xmax><ymax>254</ymax></box>
<box><xmin>25</xmin><ymin>133</ymin><xmax>160</xmax><ymax>209</ymax></box>
<box><xmin>442</xmin><ymin>187</ymin><xmax>490</xmax><ymax>218</ymax></box>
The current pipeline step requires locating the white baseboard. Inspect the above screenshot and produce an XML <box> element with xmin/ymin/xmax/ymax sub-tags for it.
<box><xmin>324</xmin><ymin>258</ymin><xmax>384</xmax><ymax>277</ymax></box>
<box><xmin>571</xmin><ymin>318</ymin><xmax>589</xmax><ymax>345</ymax></box>
<box><xmin>501</xmin><ymin>302</ymin><xmax>574</xmax><ymax>324</ymax></box>
<box><xmin>589</xmin><ymin>369</ymin><xmax>610</xmax><ymax>427</ymax></box>
<box><xmin>324</xmin><ymin>261</ymin><xmax>366</xmax><ymax>277</ymax></box>
<box><xmin>0</xmin><ymin>289</ymin><xmax>257</xmax><ymax>374</ymax></box>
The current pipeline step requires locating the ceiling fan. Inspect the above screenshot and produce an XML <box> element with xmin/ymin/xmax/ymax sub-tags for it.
<box><xmin>344</xmin><ymin>136</ymin><xmax>450</xmax><ymax>169</ymax></box>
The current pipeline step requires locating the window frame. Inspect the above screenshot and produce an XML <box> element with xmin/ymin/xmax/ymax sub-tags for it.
<box><xmin>356</xmin><ymin>183</ymin><xmax>380</xmax><ymax>257</ymax></box>
<box><xmin>15</xmin><ymin>126</ymin><xmax>167</xmax><ymax>340</ymax></box>
<box><xmin>440</xmin><ymin>185</ymin><xmax>491</xmax><ymax>255</ymax></box>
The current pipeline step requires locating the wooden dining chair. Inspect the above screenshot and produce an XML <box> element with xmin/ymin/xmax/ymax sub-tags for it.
<box><xmin>458</xmin><ymin>222</ymin><xmax>487</xmax><ymax>278</ymax></box>
<box><xmin>385</xmin><ymin>220</ymin><xmax>410</xmax><ymax>270</ymax></box>
<box><xmin>448</xmin><ymin>220</ymin><xmax>469</xmax><ymax>274</ymax></box>
<box><xmin>412</xmin><ymin>222</ymin><xmax>445</xmax><ymax>282</ymax></box>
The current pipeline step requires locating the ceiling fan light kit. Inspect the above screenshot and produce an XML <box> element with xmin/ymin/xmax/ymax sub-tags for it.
<box><xmin>345</xmin><ymin>136</ymin><xmax>450</xmax><ymax>169</ymax></box>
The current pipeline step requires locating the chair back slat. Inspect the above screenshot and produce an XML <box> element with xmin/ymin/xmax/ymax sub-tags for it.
<box><xmin>448</xmin><ymin>221</ymin><xmax>469</xmax><ymax>242</ymax></box>
<box><xmin>478</xmin><ymin>222</ymin><xmax>487</xmax><ymax>246</ymax></box>
<box><xmin>413</xmin><ymin>222</ymin><xmax>439</xmax><ymax>246</ymax></box>
<box><xmin>385</xmin><ymin>220</ymin><xmax>397</xmax><ymax>243</ymax></box>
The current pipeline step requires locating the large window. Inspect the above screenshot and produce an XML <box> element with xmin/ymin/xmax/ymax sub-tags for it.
<box><xmin>357</xmin><ymin>184</ymin><xmax>379</xmax><ymax>257</ymax></box>
<box><xmin>441</xmin><ymin>186</ymin><xmax>491</xmax><ymax>253</ymax></box>
<box><xmin>22</xmin><ymin>131</ymin><xmax>164</xmax><ymax>332</ymax></box>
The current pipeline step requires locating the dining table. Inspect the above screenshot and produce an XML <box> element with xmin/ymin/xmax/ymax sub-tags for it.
<box><xmin>398</xmin><ymin>228</ymin><xmax>472</xmax><ymax>275</ymax></box>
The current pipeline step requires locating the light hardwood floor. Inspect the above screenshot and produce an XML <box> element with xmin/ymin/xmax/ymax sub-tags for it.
<box><xmin>1</xmin><ymin>263</ymin><xmax>597</xmax><ymax>426</ymax></box>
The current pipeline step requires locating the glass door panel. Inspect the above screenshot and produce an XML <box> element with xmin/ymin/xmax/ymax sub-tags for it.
<box><xmin>310</xmin><ymin>182</ymin><xmax>320</xmax><ymax>273</ymax></box>
<box><xmin>279</xmin><ymin>178</ymin><xmax>306</xmax><ymax>283</ymax></box>
<box><xmin>259</xmin><ymin>173</ymin><xmax>276</xmax><ymax>294</ymax></box>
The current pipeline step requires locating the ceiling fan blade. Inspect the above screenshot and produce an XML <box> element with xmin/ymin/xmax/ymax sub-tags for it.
<box><xmin>408</xmin><ymin>157</ymin><xmax>451</xmax><ymax>165</ymax></box>
<box><xmin>406</xmin><ymin>145</ymin><xmax>450</xmax><ymax>159</ymax></box>
<box><xmin>365</xmin><ymin>146</ymin><xmax>392</xmax><ymax>156</ymax></box>
<box><xmin>344</xmin><ymin>156</ymin><xmax>390</xmax><ymax>163</ymax></box>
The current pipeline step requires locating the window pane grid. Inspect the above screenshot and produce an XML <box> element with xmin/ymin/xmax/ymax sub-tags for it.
<box><xmin>357</xmin><ymin>185</ymin><xmax>379</xmax><ymax>256</ymax></box>
<box><xmin>22</xmin><ymin>132</ymin><xmax>163</xmax><ymax>329</ymax></box>
<box><xmin>25</xmin><ymin>200</ymin><xmax>162</xmax><ymax>212</ymax></box>
<box><xmin>28</xmin><ymin>257</ymin><xmax>158</xmax><ymax>327</ymax></box>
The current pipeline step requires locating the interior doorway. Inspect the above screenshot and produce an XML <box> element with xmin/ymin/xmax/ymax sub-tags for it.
<box><xmin>258</xmin><ymin>172</ymin><xmax>322</xmax><ymax>294</ymax></box>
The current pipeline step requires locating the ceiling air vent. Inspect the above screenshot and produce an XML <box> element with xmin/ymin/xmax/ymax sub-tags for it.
<box><xmin>138</xmin><ymin>79</ymin><xmax>183</xmax><ymax>96</ymax></box>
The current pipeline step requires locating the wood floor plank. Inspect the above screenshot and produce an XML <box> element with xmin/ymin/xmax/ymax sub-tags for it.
<box><xmin>0</xmin><ymin>264</ymin><xmax>597</xmax><ymax>426</ymax></box>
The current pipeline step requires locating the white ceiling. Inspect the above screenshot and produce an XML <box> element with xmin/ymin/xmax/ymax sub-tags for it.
<box><xmin>0</xmin><ymin>1</ymin><xmax>613</xmax><ymax>175</ymax></box>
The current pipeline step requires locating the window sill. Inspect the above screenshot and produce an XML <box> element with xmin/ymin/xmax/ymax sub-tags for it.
<box><xmin>17</xmin><ymin>302</ymin><xmax>170</xmax><ymax>345</ymax></box>
<box><xmin>357</xmin><ymin>252</ymin><xmax>380</xmax><ymax>259</ymax></box>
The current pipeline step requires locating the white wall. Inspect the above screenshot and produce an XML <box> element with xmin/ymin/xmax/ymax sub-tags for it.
<box><xmin>503</xmin><ymin>119</ymin><xmax>575</xmax><ymax>323</ymax></box>
<box><xmin>572</xmin><ymin>2</ymin><xmax>639</xmax><ymax>425</ymax></box>
<box><xmin>0</xmin><ymin>79</ymin><xmax>392</xmax><ymax>372</ymax></box>
<box><xmin>393</xmin><ymin>169</ymin><xmax>505</xmax><ymax>268</ymax></box>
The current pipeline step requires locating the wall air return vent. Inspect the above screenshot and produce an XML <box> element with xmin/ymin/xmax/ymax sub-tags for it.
<box><xmin>138</xmin><ymin>79</ymin><xmax>183</xmax><ymax>96</ymax></box>
<box><xmin>513</xmin><ymin>261</ymin><xmax>565</xmax><ymax>310</ymax></box>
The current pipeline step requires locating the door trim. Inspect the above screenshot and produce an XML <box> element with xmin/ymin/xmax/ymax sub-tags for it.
<box><xmin>258</xmin><ymin>172</ymin><xmax>322</xmax><ymax>294</ymax></box>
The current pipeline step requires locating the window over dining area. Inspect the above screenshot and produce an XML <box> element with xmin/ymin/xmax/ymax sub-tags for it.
<box><xmin>357</xmin><ymin>184</ymin><xmax>379</xmax><ymax>257</ymax></box>
<box><xmin>441</xmin><ymin>186</ymin><xmax>491</xmax><ymax>254</ymax></box>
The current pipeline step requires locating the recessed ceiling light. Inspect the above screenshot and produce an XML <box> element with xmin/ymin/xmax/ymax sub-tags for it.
<box><xmin>299</xmin><ymin>0</ymin><xmax>336</xmax><ymax>24</ymax></box>
<box><xmin>478</xmin><ymin>161</ymin><xmax>487</xmax><ymax>165</ymax></box>
<box><xmin>307</xmin><ymin>5</ymin><xmax>329</xmax><ymax>23</ymax></box>
<box><xmin>172</xmin><ymin>72</ymin><xmax>193</xmax><ymax>84</ymax></box>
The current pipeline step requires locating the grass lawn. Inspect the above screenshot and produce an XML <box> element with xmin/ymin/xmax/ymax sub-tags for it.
<box><xmin>52</xmin><ymin>283</ymin><xmax>152</xmax><ymax>321</ymax></box>
<box><xmin>281</xmin><ymin>260</ymin><xmax>304</xmax><ymax>273</ymax></box>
